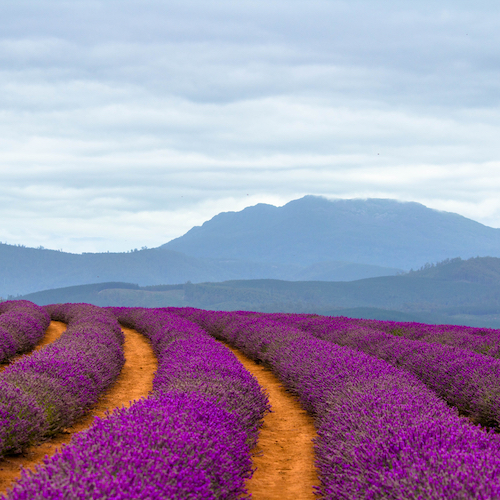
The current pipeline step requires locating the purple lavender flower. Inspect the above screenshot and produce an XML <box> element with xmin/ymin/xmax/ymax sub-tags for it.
<box><xmin>177</xmin><ymin>308</ymin><xmax>500</xmax><ymax>499</ymax></box>
<box><xmin>0</xmin><ymin>303</ymin><xmax>124</xmax><ymax>457</ymax></box>
<box><xmin>0</xmin><ymin>300</ymin><xmax>50</xmax><ymax>363</ymax></box>
<box><xmin>2</xmin><ymin>307</ymin><xmax>269</xmax><ymax>499</ymax></box>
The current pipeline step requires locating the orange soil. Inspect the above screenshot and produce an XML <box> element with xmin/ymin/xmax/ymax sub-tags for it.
<box><xmin>0</xmin><ymin>326</ymin><xmax>157</xmax><ymax>496</ymax></box>
<box><xmin>34</xmin><ymin>320</ymin><xmax>67</xmax><ymax>350</ymax></box>
<box><xmin>226</xmin><ymin>346</ymin><xmax>319</xmax><ymax>500</ymax></box>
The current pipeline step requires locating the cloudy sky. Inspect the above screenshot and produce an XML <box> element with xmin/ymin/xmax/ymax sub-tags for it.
<box><xmin>1</xmin><ymin>0</ymin><xmax>499</xmax><ymax>253</ymax></box>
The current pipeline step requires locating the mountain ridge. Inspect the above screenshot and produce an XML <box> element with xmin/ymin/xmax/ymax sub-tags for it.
<box><xmin>14</xmin><ymin>256</ymin><xmax>500</xmax><ymax>329</ymax></box>
<box><xmin>0</xmin><ymin>241</ymin><xmax>400</xmax><ymax>298</ymax></box>
<box><xmin>408</xmin><ymin>256</ymin><xmax>500</xmax><ymax>284</ymax></box>
<box><xmin>2</xmin><ymin>195</ymin><xmax>500</xmax><ymax>297</ymax></box>
<box><xmin>163</xmin><ymin>196</ymin><xmax>500</xmax><ymax>269</ymax></box>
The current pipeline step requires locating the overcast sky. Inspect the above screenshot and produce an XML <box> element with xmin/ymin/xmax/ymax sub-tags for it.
<box><xmin>1</xmin><ymin>0</ymin><xmax>499</xmax><ymax>253</ymax></box>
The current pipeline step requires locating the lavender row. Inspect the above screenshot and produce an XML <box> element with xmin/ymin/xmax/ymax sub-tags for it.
<box><xmin>246</xmin><ymin>310</ymin><xmax>500</xmax><ymax>358</ymax></box>
<box><xmin>111</xmin><ymin>307</ymin><xmax>269</xmax><ymax>444</ymax></box>
<box><xmin>0</xmin><ymin>300</ymin><xmax>50</xmax><ymax>364</ymax></box>
<box><xmin>3</xmin><ymin>307</ymin><xmax>269</xmax><ymax>499</ymax></box>
<box><xmin>360</xmin><ymin>317</ymin><xmax>500</xmax><ymax>357</ymax></box>
<box><xmin>264</xmin><ymin>312</ymin><xmax>500</xmax><ymax>427</ymax></box>
<box><xmin>175</xmin><ymin>308</ymin><xmax>500</xmax><ymax>499</ymax></box>
<box><xmin>3</xmin><ymin>394</ymin><xmax>254</xmax><ymax>500</ymax></box>
<box><xmin>317</xmin><ymin>314</ymin><xmax>500</xmax><ymax>357</ymax></box>
<box><xmin>0</xmin><ymin>303</ymin><xmax>124</xmax><ymax>458</ymax></box>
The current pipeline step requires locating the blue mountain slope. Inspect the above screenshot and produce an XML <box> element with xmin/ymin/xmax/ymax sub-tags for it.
<box><xmin>163</xmin><ymin>196</ymin><xmax>500</xmax><ymax>270</ymax></box>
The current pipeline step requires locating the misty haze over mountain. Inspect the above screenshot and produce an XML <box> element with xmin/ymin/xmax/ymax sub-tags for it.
<box><xmin>2</xmin><ymin>196</ymin><xmax>500</xmax><ymax>298</ymax></box>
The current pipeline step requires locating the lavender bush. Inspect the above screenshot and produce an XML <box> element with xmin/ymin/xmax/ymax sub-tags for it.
<box><xmin>303</xmin><ymin>314</ymin><xmax>500</xmax><ymax>357</ymax></box>
<box><xmin>220</xmin><ymin>310</ymin><xmax>500</xmax><ymax>358</ymax></box>
<box><xmin>0</xmin><ymin>303</ymin><xmax>124</xmax><ymax>457</ymax></box>
<box><xmin>4</xmin><ymin>393</ymin><xmax>254</xmax><ymax>500</ymax></box>
<box><xmin>358</xmin><ymin>317</ymin><xmax>500</xmax><ymax>356</ymax></box>
<box><xmin>177</xmin><ymin>309</ymin><xmax>500</xmax><ymax>499</ymax></box>
<box><xmin>0</xmin><ymin>300</ymin><xmax>50</xmax><ymax>364</ymax></box>
<box><xmin>3</xmin><ymin>307</ymin><xmax>269</xmax><ymax>499</ymax></box>
<box><xmin>112</xmin><ymin>307</ymin><xmax>269</xmax><ymax>443</ymax></box>
<box><xmin>265</xmin><ymin>313</ymin><xmax>500</xmax><ymax>427</ymax></box>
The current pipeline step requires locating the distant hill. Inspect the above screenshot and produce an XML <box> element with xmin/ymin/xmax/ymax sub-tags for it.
<box><xmin>0</xmin><ymin>242</ymin><xmax>400</xmax><ymax>298</ymax></box>
<box><xmin>409</xmin><ymin>256</ymin><xmax>500</xmax><ymax>285</ymax></box>
<box><xmin>16</xmin><ymin>257</ymin><xmax>500</xmax><ymax>329</ymax></box>
<box><xmin>164</xmin><ymin>196</ymin><xmax>500</xmax><ymax>270</ymax></box>
<box><xmin>0</xmin><ymin>244</ymin><xmax>235</xmax><ymax>298</ymax></box>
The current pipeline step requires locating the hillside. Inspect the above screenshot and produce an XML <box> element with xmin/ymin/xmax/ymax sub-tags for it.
<box><xmin>409</xmin><ymin>256</ymin><xmax>500</xmax><ymax>285</ymax></box>
<box><xmin>16</xmin><ymin>257</ymin><xmax>500</xmax><ymax>328</ymax></box>
<box><xmin>0</xmin><ymin>242</ymin><xmax>400</xmax><ymax>298</ymax></box>
<box><xmin>0</xmin><ymin>244</ymin><xmax>236</xmax><ymax>298</ymax></box>
<box><xmin>164</xmin><ymin>196</ymin><xmax>500</xmax><ymax>270</ymax></box>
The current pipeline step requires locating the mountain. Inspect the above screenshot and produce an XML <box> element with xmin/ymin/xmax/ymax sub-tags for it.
<box><xmin>3</xmin><ymin>195</ymin><xmax>500</xmax><ymax>297</ymax></box>
<box><xmin>0</xmin><ymin>244</ymin><xmax>233</xmax><ymax>298</ymax></box>
<box><xmin>16</xmin><ymin>257</ymin><xmax>500</xmax><ymax>329</ymax></box>
<box><xmin>163</xmin><ymin>196</ymin><xmax>500</xmax><ymax>270</ymax></box>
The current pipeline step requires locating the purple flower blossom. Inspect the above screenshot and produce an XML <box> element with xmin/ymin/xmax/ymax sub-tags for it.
<box><xmin>176</xmin><ymin>308</ymin><xmax>500</xmax><ymax>499</ymax></box>
<box><xmin>265</xmin><ymin>312</ymin><xmax>500</xmax><ymax>428</ymax></box>
<box><xmin>3</xmin><ymin>307</ymin><xmax>269</xmax><ymax>499</ymax></box>
<box><xmin>0</xmin><ymin>303</ymin><xmax>124</xmax><ymax>457</ymax></box>
<box><xmin>0</xmin><ymin>300</ymin><xmax>50</xmax><ymax>363</ymax></box>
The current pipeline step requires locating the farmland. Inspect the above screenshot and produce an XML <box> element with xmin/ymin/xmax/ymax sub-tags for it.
<box><xmin>2</xmin><ymin>302</ymin><xmax>500</xmax><ymax>498</ymax></box>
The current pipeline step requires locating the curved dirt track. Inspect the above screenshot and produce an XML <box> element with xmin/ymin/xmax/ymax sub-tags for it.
<box><xmin>0</xmin><ymin>326</ymin><xmax>157</xmax><ymax>495</ymax></box>
<box><xmin>34</xmin><ymin>320</ymin><xmax>67</xmax><ymax>350</ymax></box>
<box><xmin>226</xmin><ymin>345</ymin><xmax>319</xmax><ymax>500</ymax></box>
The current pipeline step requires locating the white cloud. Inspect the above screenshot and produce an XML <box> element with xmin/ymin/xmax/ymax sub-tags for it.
<box><xmin>0</xmin><ymin>0</ymin><xmax>500</xmax><ymax>252</ymax></box>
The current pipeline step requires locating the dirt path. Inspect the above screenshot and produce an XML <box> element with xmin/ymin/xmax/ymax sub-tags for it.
<box><xmin>226</xmin><ymin>346</ymin><xmax>319</xmax><ymax>500</ymax></box>
<box><xmin>34</xmin><ymin>320</ymin><xmax>67</xmax><ymax>350</ymax></box>
<box><xmin>0</xmin><ymin>320</ymin><xmax>67</xmax><ymax>373</ymax></box>
<box><xmin>0</xmin><ymin>326</ymin><xmax>157</xmax><ymax>495</ymax></box>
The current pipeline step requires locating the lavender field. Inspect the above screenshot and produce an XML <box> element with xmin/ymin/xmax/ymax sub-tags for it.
<box><xmin>2</xmin><ymin>301</ymin><xmax>500</xmax><ymax>498</ymax></box>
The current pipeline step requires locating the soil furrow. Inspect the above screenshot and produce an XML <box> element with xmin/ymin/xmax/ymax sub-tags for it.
<box><xmin>226</xmin><ymin>345</ymin><xmax>319</xmax><ymax>500</ymax></box>
<box><xmin>33</xmin><ymin>320</ymin><xmax>67</xmax><ymax>351</ymax></box>
<box><xmin>0</xmin><ymin>326</ymin><xmax>157</xmax><ymax>495</ymax></box>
